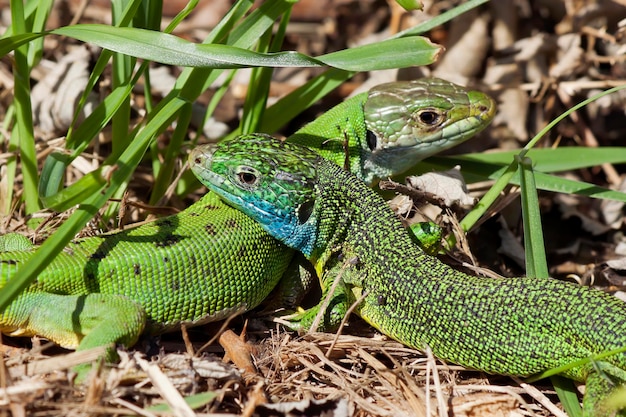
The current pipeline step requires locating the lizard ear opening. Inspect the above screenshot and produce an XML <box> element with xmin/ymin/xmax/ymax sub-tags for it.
<box><xmin>296</xmin><ymin>199</ymin><xmax>315</xmax><ymax>224</ymax></box>
<box><xmin>366</xmin><ymin>130</ymin><xmax>378</xmax><ymax>151</ymax></box>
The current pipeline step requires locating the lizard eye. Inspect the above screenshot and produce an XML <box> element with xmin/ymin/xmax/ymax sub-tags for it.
<box><xmin>235</xmin><ymin>166</ymin><xmax>260</xmax><ymax>186</ymax></box>
<box><xmin>238</xmin><ymin>172</ymin><xmax>257</xmax><ymax>184</ymax></box>
<box><xmin>366</xmin><ymin>130</ymin><xmax>378</xmax><ymax>151</ymax></box>
<box><xmin>417</xmin><ymin>109</ymin><xmax>442</xmax><ymax>126</ymax></box>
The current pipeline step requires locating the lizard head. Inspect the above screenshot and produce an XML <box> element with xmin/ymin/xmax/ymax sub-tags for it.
<box><xmin>362</xmin><ymin>78</ymin><xmax>496</xmax><ymax>178</ymax></box>
<box><xmin>189</xmin><ymin>134</ymin><xmax>320</xmax><ymax>255</ymax></box>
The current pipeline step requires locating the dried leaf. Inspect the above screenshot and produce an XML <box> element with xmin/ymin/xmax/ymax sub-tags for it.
<box><xmin>406</xmin><ymin>166</ymin><xmax>475</xmax><ymax>207</ymax></box>
<box><xmin>31</xmin><ymin>46</ymin><xmax>98</xmax><ymax>135</ymax></box>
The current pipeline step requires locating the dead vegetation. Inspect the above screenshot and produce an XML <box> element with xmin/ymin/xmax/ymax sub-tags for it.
<box><xmin>0</xmin><ymin>325</ymin><xmax>564</xmax><ymax>416</ymax></box>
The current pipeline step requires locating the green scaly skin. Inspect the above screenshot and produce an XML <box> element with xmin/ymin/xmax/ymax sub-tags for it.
<box><xmin>0</xmin><ymin>78</ymin><xmax>495</xmax><ymax>376</ymax></box>
<box><xmin>196</xmin><ymin>134</ymin><xmax>626</xmax><ymax>417</ymax></box>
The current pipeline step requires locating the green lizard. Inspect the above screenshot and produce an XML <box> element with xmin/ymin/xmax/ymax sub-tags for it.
<box><xmin>0</xmin><ymin>79</ymin><xmax>495</xmax><ymax>374</ymax></box>
<box><xmin>193</xmin><ymin>133</ymin><xmax>626</xmax><ymax>416</ymax></box>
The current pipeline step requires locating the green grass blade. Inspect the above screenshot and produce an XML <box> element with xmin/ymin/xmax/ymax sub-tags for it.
<box><xmin>52</xmin><ymin>25</ymin><xmax>323</xmax><ymax>68</ymax></box>
<box><xmin>38</xmin><ymin>82</ymin><xmax>138</xmax><ymax>205</ymax></box>
<box><xmin>223</xmin><ymin>0</ymin><xmax>296</xmax><ymax>46</ymax></box>
<box><xmin>550</xmin><ymin>376</ymin><xmax>583</xmax><ymax>417</ymax></box>
<box><xmin>65</xmin><ymin>50</ymin><xmax>116</xmax><ymax>146</ymax></box>
<box><xmin>221</xmin><ymin>68</ymin><xmax>353</xmax><ymax>143</ymax></box>
<box><xmin>191</xmin><ymin>70</ymin><xmax>236</xmax><ymax>144</ymax></box>
<box><xmin>0</xmin><ymin>1</ymin><xmax>38</xmax><ymax>38</ymax></box>
<box><xmin>1</xmin><ymin>106</ymin><xmax>17</xmax><ymax>215</ymax></box>
<box><xmin>259</xmin><ymin>69</ymin><xmax>351</xmax><ymax>132</ymax></box>
<box><xmin>0</xmin><ymin>204</ymin><xmax>102</xmax><ymax>311</ymax></box>
<box><xmin>452</xmin><ymin>147</ymin><xmax>626</xmax><ymax>173</ymax></box>
<box><xmin>0</xmin><ymin>32</ymin><xmax>43</xmax><ymax>55</ymax></box>
<box><xmin>42</xmin><ymin>25</ymin><xmax>440</xmax><ymax>71</ymax></box>
<box><xmin>199</xmin><ymin>0</ymin><xmax>252</xmax><ymax>46</ymax></box>
<box><xmin>393</xmin><ymin>0</ymin><xmax>489</xmax><ymax>38</ymax></box>
<box><xmin>458</xmin><ymin>83</ymin><xmax>626</xmax><ymax>232</ymax></box>
<box><xmin>517</xmin><ymin>156</ymin><xmax>548</xmax><ymax>279</ymax></box>
<box><xmin>135</xmin><ymin>0</ymin><xmax>163</xmax><ymax>30</ymax></box>
<box><xmin>227</xmin><ymin>34</ymin><xmax>441</xmax><ymax>140</ymax></box>
<box><xmin>394</xmin><ymin>0</ymin><xmax>422</xmax><ymax>11</ymax></box>
<box><xmin>525</xmin><ymin>173</ymin><xmax>626</xmax><ymax>202</ymax></box>
<box><xmin>521</xmin><ymin>84</ymin><xmax>626</xmax><ymax>156</ymax></box>
<box><xmin>149</xmin><ymin>103</ymin><xmax>193</xmax><ymax>205</ymax></box>
<box><xmin>459</xmin><ymin>160</ymin><xmax>519</xmax><ymax>233</ymax></box>
<box><xmin>164</xmin><ymin>0</ymin><xmax>200</xmax><ymax>33</ymax></box>
<box><xmin>26</xmin><ymin>0</ymin><xmax>52</xmax><ymax>67</ymax></box>
<box><xmin>145</xmin><ymin>391</ymin><xmax>217</xmax><ymax>412</ymax></box>
<box><xmin>240</xmin><ymin>27</ymin><xmax>275</xmax><ymax>134</ymax></box>
<box><xmin>318</xmin><ymin>37</ymin><xmax>441</xmax><ymax>71</ymax></box>
<box><xmin>418</xmin><ymin>155</ymin><xmax>626</xmax><ymax>203</ymax></box>
<box><xmin>40</xmin><ymin>169</ymin><xmax>109</xmax><ymax>212</ymax></box>
<box><xmin>111</xmin><ymin>0</ymin><xmax>144</xmax><ymax>26</ymax></box>
<box><xmin>240</xmin><ymin>6</ymin><xmax>292</xmax><ymax>134</ymax></box>
<box><xmin>10</xmin><ymin>0</ymin><xmax>40</xmax><ymax>214</ymax></box>
<box><xmin>38</xmin><ymin>152</ymin><xmax>69</xmax><ymax>202</ymax></box>
<box><xmin>529</xmin><ymin>345</ymin><xmax>626</xmax><ymax>383</ymax></box>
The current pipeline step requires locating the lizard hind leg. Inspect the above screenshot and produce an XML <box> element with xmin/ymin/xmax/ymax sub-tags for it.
<box><xmin>263</xmin><ymin>253</ymin><xmax>317</xmax><ymax>312</ymax></box>
<box><xmin>283</xmin><ymin>262</ymin><xmax>352</xmax><ymax>333</ymax></box>
<box><xmin>583</xmin><ymin>361</ymin><xmax>626</xmax><ymax>417</ymax></box>
<box><xmin>1</xmin><ymin>292</ymin><xmax>146</xmax><ymax>379</ymax></box>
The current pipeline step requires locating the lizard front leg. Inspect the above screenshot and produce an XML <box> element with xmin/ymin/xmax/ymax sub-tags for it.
<box><xmin>1</xmin><ymin>292</ymin><xmax>146</xmax><ymax>380</ymax></box>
